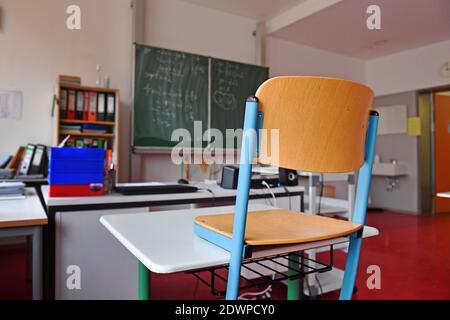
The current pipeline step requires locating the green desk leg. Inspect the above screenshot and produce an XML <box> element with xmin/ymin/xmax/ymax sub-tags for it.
<box><xmin>287</xmin><ymin>254</ymin><xmax>300</xmax><ymax>300</ymax></box>
<box><xmin>138</xmin><ymin>261</ymin><xmax>150</xmax><ymax>300</ymax></box>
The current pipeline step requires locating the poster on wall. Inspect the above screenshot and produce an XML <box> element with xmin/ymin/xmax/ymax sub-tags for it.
<box><xmin>0</xmin><ymin>90</ymin><xmax>23</xmax><ymax>120</ymax></box>
<box><xmin>374</xmin><ymin>104</ymin><xmax>407</xmax><ymax>135</ymax></box>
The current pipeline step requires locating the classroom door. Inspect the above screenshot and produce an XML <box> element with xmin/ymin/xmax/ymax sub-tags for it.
<box><xmin>434</xmin><ymin>93</ymin><xmax>450</xmax><ymax>213</ymax></box>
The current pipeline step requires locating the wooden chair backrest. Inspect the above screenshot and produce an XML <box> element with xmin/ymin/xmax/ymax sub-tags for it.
<box><xmin>256</xmin><ymin>76</ymin><xmax>374</xmax><ymax>172</ymax></box>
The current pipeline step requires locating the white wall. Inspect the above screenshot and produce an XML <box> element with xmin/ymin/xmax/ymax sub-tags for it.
<box><xmin>363</xmin><ymin>40</ymin><xmax>450</xmax><ymax>213</ymax></box>
<box><xmin>0</xmin><ymin>0</ymin><xmax>133</xmax><ymax>181</ymax></box>
<box><xmin>144</xmin><ymin>0</ymin><xmax>257</xmax><ymax>64</ymax></box>
<box><xmin>370</xmin><ymin>92</ymin><xmax>420</xmax><ymax>214</ymax></box>
<box><xmin>366</xmin><ymin>39</ymin><xmax>450</xmax><ymax>96</ymax></box>
<box><xmin>266</xmin><ymin>36</ymin><xmax>366</xmax><ymax>83</ymax></box>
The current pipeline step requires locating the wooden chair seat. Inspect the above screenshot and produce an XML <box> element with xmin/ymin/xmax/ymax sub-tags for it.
<box><xmin>194</xmin><ymin>210</ymin><xmax>362</xmax><ymax>246</ymax></box>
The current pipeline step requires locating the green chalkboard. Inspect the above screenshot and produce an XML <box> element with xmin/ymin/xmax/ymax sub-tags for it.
<box><xmin>133</xmin><ymin>44</ymin><xmax>269</xmax><ymax>149</ymax></box>
<box><xmin>134</xmin><ymin>44</ymin><xmax>209</xmax><ymax>148</ymax></box>
<box><xmin>211</xmin><ymin>59</ymin><xmax>269</xmax><ymax>144</ymax></box>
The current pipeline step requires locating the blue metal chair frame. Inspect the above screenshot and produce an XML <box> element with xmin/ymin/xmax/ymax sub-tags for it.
<box><xmin>225</xmin><ymin>97</ymin><xmax>379</xmax><ymax>300</ymax></box>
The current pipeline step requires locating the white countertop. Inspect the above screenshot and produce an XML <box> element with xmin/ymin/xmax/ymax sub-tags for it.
<box><xmin>100</xmin><ymin>204</ymin><xmax>379</xmax><ymax>274</ymax></box>
<box><xmin>0</xmin><ymin>188</ymin><xmax>48</xmax><ymax>228</ymax></box>
<box><xmin>41</xmin><ymin>183</ymin><xmax>304</xmax><ymax>207</ymax></box>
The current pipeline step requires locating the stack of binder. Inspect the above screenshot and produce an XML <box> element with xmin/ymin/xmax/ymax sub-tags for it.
<box><xmin>59</xmin><ymin>89</ymin><xmax>115</xmax><ymax>122</ymax></box>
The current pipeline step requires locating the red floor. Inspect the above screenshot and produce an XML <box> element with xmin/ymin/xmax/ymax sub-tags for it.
<box><xmin>1</xmin><ymin>211</ymin><xmax>449</xmax><ymax>300</ymax></box>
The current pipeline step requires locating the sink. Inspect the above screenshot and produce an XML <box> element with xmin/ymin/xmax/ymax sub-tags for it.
<box><xmin>372</xmin><ymin>163</ymin><xmax>408</xmax><ymax>176</ymax></box>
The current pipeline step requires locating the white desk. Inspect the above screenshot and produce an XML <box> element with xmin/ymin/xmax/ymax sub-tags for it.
<box><xmin>42</xmin><ymin>183</ymin><xmax>304</xmax><ymax>208</ymax></box>
<box><xmin>100</xmin><ymin>204</ymin><xmax>378</xmax><ymax>299</ymax></box>
<box><xmin>41</xmin><ymin>184</ymin><xmax>304</xmax><ymax>299</ymax></box>
<box><xmin>0</xmin><ymin>188</ymin><xmax>47</xmax><ymax>300</ymax></box>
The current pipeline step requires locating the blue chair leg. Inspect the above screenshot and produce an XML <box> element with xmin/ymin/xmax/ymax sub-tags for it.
<box><xmin>225</xmin><ymin>162</ymin><xmax>251</xmax><ymax>300</ymax></box>
<box><xmin>340</xmin><ymin>235</ymin><xmax>362</xmax><ymax>300</ymax></box>
<box><xmin>340</xmin><ymin>112</ymin><xmax>379</xmax><ymax>300</ymax></box>
<box><xmin>225</xmin><ymin>97</ymin><xmax>259</xmax><ymax>300</ymax></box>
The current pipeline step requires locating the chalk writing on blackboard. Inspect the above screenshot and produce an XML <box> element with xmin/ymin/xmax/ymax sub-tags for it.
<box><xmin>134</xmin><ymin>44</ymin><xmax>209</xmax><ymax>147</ymax></box>
<box><xmin>212</xmin><ymin>61</ymin><xmax>246</xmax><ymax>111</ymax></box>
<box><xmin>213</xmin><ymin>90</ymin><xmax>237</xmax><ymax>111</ymax></box>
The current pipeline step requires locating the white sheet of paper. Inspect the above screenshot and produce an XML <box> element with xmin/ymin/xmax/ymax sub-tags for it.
<box><xmin>0</xmin><ymin>90</ymin><xmax>23</xmax><ymax>120</ymax></box>
<box><xmin>374</xmin><ymin>104</ymin><xmax>407</xmax><ymax>135</ymax></box>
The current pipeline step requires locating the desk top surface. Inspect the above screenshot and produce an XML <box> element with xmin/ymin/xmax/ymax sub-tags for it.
<box><xmin>0</xmin><ymin>188</ymin><xmax>48</xmax><ymax>228</ymax></box>
<box><xmin>42</xmin><ymin>183</ymin><xmax>304</xmax><ymax>207</ymax></box>
<box><xmin>100</xmin><ymin>204</ymin><xmax>378</xmax><ymax>274</ymax></box>
<box><xmin>1</xmin><ymin>178</ymin><xmax>48</xmax><ymax>186</ymax></box>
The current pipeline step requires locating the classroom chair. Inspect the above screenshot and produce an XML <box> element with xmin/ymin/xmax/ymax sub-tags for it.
<box><xmin>194</xmin><ymin>76</ymin><xmax>378</xmax><ymax>300</ymax></box>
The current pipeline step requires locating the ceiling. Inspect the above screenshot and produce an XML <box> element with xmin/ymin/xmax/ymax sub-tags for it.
<box><xmin>272</xmin><ymin>0</ymin><xmax>450</xmax><ymax>60</ymax></box>
<box><xmin>180</xmin><ymin>0</ymin><xmax>450</xmax><ymax>60</ymax></box>
<box><xmin>180</xmin><ymin>0</ymin><xmax>307</xmax><ymax>20</ymax></box>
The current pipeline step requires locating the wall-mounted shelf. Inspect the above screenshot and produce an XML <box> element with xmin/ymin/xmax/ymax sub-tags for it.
<box><xmin>59</xmin><ymin>131</ymin><xmax>115</xmax><ymax>138</ymax></box>
<box><xmin>60</xmin><ymin>119</ymin><xmax>116</xmax><ymax>126</ymax></box>
<box><xmin>60</xmin><ymin>83</ymin><xmax>118</xmax><ymax>94</ymax></box>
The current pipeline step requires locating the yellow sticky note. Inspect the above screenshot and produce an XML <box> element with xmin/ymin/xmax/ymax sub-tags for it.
<box><xmin>407</xmin><ymin>117</ymin><xmax>421</xmax><ymax>136</ymax></box>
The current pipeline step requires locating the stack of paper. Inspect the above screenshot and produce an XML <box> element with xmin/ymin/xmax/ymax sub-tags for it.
<box><xmin>0</xmin><ymin>182</ymin><xmax>26</xmax><ymax>199</ymax></box>
<box><xmin>60</xmin><ymin>124</ymin><xmax>82</xmax><ymax>132</ymax></box>
<box><xmin>81</xmin><ymin>124</ymin><xmax>107</xmax><ymax>134</ymax></box>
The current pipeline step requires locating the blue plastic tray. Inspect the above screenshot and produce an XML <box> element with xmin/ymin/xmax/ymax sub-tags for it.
<box><xmin>49</xmin><ymin>148</ymin><xmax>104</xmax><ymax>185</ymax></box>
